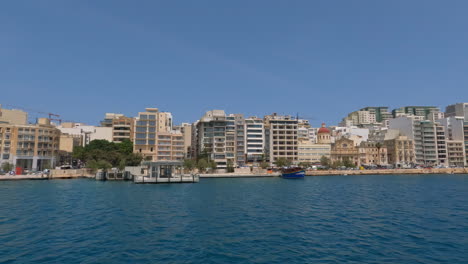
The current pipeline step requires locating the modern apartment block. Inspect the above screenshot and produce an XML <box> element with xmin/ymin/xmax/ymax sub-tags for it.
<box><xmin>133</xmin><ymin>108</ymin><xmax>174</xmax><ymax>161</ymax></box>
<box><xmin>0</xmin><ymin>118</ymin><xmax>60</xmax><ymax>171</ymax></box>
<box><xmin>392</xmin><ymin>106</ymin><xmax>442</xmax><ymax>121</ymax></box>
<box><xmin>389</xmin><ymin>116</ymin><xmax>447</xmax><ymax>166</ymax></box>
<box><xmin>173</xmin><ymin>123</ymin><xmax>192</xmax><ymax>159</ymax></box>
<box><xmin>193</xmin><ymin>110</ymin><xmax>235</xmax><ymax>169</ymax></box>
<box><xmin>340</xmin><ymin>107</ymin><xmax>392</xmax><ymax>127</ymax></box>
<box><xmin>154</xmin><ymin>132</ymin><xmax>185</xmax><ymax>161</ymax></box>
<box><xmin>264</xmin><ymin>113</ymin><xmax>298</xmax><ymax>164</ymax></box>
<box><xmin>227</xmin><ymin>114</ymin><xmax>246</xmax><ymax>166</ymax></box>
<box><xmin>100</xmin><ymin>113</ymin><xmax>135</xmax><ymax>143</ymax></box>
<box><xmin>446</xmin><ymin>140</ymin><xmax>465</xmax><ymax>167</ymax></box>
<box><xmin>244</xmin><ymin>117</ymin><xmax>264</xmax><ymax>163</ymax></box>
<box><xmin>445</xmin><ymin>102</ymin><xmax>468</xmax><ymax>121</ymax></box>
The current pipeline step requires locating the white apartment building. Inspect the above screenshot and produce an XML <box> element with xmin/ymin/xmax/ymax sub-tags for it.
<box><xmin>389</xmin><ymin>116</ymin><xmax>447</xmax><ymax>166</ymax></box>
<box><xmin>245</xmin><ymin>117</ymin><xmax>264</xmax><ymax>163</ymax></box>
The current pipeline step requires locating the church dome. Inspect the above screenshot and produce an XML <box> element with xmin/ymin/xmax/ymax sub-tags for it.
<box><xmin>317</xmin><ymin>123</ymin><xmax>330</xmax><ymax>134</ymax></box>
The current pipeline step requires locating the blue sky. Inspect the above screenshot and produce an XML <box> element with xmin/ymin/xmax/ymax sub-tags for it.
<box><xmin>1</xmin><ymin>1</ymin><xmax>467</xmax><ymax>126</ymax></box>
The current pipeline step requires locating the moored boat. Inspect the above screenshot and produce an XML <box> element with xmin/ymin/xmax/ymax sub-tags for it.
<box><xmin>281</xmin><ymin>167</ymin><xmax>305</xmax><ymax>179</ymax></box>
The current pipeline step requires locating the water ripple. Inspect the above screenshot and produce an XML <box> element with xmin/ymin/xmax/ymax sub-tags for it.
<box><xmin>0</xmin><ymin>175</ymin><xmax>467</xmax><ymax>263</ymax></box>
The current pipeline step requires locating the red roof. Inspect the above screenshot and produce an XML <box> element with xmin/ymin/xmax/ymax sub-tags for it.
<box><xmin>317</xmin><ymin>123</ymin><xmax>330</xmax><ymax>134</ymax></box>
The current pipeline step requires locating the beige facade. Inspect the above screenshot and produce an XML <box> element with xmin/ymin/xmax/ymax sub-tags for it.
<box><xmin>298</xmin><ymin>139</ymin><xmax>331</xmax><ymax>164</ymax></box>
<box><xmin>384</xmin><ymin>135</ymin><xmax>415</xmax><ymax>167</ymax></box>
<box><xmin>446</xmin><ymin>140</ymin><xmax>466</xmax><ymax>167</ymax></box>
<box><xmin>59</xmin><ymin>134</ymin><xmax>82</xmax><ymax>153</ymax></box>
<box><xmin>0</xmin><ymin>106</ymin><xmax>28</xmax><ymax>125</ymax></box>
<box><xmin>0</xmin><ymin>119</ymin><xmax>60</xmax><ymax>170</ymax></box>
<box><xmin>264</xmin><ymin>113</ymin><xmax>298</xmax><ymax>164</ymax></box>
<box><xmin>101</xmin><ymin>113</ymin><xmax>135</xmax><ymax>143</ymax></box>
<box><xmin>359</xmin><ymin>141</ymin><xmax>388</xmax><ymax>166</ymax></box>
<box><xmin>133</xmin><ymin>108</ymin><xmax>177</xmax><ymax>161</ymax></box>
<box><xmin>331</xmin><ymin>138</ymin><xmax>360</xmax><ymax>167</ymax></box>
<box><xmin>154</xmin><ymin>132</ymin><xmax>185</xmax><ymax>161</ymax></box>
<box><xmin>173</xmin><ymin>123</ymin><xmax>192</xmax><ymax>159</ymax></box>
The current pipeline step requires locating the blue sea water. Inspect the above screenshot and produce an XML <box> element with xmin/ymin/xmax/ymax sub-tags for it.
<box><xmin>0</xmin><ymin>175</ymin><xmax>467</xmax><ymax>264</ymax></box>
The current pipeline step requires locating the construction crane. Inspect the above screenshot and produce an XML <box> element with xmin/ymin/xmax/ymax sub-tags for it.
<box><xmin>1</xmin><ymin>104</ymin><xmax>74</xmax><ymax>124</ymax></box>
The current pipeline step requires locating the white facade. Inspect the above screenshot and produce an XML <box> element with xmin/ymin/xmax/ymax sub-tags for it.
<box><xmin>57</xmin><ymin>123</ymin><xmax>112</xmax><ymax>146</ymax></box>
<box><xmin>244</xmin><ymin>117</ymin><xmax>264</xmax><ymax>163</ymax></box>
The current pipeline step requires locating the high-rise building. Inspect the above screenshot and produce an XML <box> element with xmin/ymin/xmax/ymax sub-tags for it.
<box><xmin>244</xmin><ymin>117</ymin><xmax>265</xmax><ymax>163</ymax></box>
<box><xmin>100</xmin><ymin>113</ymin><xmax>135</xmax><ymax>143</ymax></box>
<box><xmin>340</xmin><ymin>107</ymin><xmax>392</xmax><ymax>127</ymax></box>
<box><xmin>173</xmin><ymin>123</ymin><xmax>192</xmax><ymax>159</ymax></box>
<box><xmin>264</xmin><ymin>113</ymin><xmax>298</xmax><ymax>164</ymax></box>
<box><xmin>0</xmin><ymin>118</ymin><xmax>60</xmax><ymax>171</ymax></box>
<box><xmin>133</xmin><ymin>108</ymin><xmax>175</xmax><ymax>161</ymax></box>
<box><xmin>389</xmin><ymin>116</ymin><xmax>447</xmax><ymax>166</ymax></box>
<box><xmin>445</xmin><ymin>103</ymin><xmax>468</xmax><ymax>121</ymax></box>
<box><xmin>193</xmin><ymin>110</ymin><xmax>247</xmax><ymax>168</ymax></box>
<box><xmin>392</xmin><ymin>106</ymin><xmax>441</xmax><ymax>121</ymax></box>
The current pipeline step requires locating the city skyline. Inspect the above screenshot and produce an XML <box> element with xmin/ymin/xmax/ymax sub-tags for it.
<box><xmin>2</xmin><ymin>1</ymin><xmax>468</xmax><ymax>125</ymax></box>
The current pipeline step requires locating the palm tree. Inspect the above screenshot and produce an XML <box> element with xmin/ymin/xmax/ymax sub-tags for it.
<box><xmin>375</xmin><ymin>142</ymin><xmax>382</xmax><ymax>166</ymax></box>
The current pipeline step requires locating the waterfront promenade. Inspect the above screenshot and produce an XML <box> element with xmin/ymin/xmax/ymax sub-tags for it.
<box><xmin>0</xmin><ymin>168</ymin><xmax>466</xmax><ymax>181</ymax></box>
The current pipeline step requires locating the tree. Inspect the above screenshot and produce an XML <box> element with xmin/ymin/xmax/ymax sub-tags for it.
<box><xmin>1</xmin><ymin>162</ymin><xmax>13</xmax><ymax>172</ymax></box>
<box><xmin>226</xmin><ymin>159</ymin><xmax>234</xmax><ymax>173</ymax></box>
<box><xmin>196</xmin><ymin>159</ymin><xmax>208</xmax><ymax>174</ymax></box>
<box><xmin>183</xmin><ymin>159</ymin><xmax>196</xmax><ymax>173</ymax></box>
<box><xmin>320</xmin><ymin>156</ymin><xmax>330</xmax><ymax>167</ymax></box>
<box><xmin>209</xmin><ymin>160</ymin><xmax>217</xmax><ymax>172</ymax></box>
<box><xmin>343</xmin><ymin>158</ymin><xmax>355</xmax><ymax>168</ymax></box>
<box><xmin>274</xmin><ymin>157</ymin><xmax>292</xmax><ymax>168</ymax></box>
<box><xmin>298</xmin><ymin>162</ymin><xmax>311</xmax><ymax>168</ymax></box>
<box><xmin>260</xmin><ymin>161</ymin><xmax>269</xmax><ymax>169</ymax></box>
<box><xmin>375</xmin><ymin>142</ymin><xmax>382</xmax><ymax>165</ymax></box>
<box><xmin>331</xmin><ymin>160</ymin><xmax>343</xmax><ymax>169</ymax></box>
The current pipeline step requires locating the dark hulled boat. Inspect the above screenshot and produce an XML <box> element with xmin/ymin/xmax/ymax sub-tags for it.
<box><xmin>281</xmin><ymin>167</ymin><xmax>305</xmax><ymax>179</ymax></box>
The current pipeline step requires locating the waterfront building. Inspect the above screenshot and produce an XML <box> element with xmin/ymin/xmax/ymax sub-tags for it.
<box><xmin>445</xmin><ymin>102</ymin><xmax>468</xmax><ymax>121</ymax></box>
<box><xmin>446</xmin><ymin>140</ymin><xmax>466</xmax><ymax>167</ymax></box>
<box><xmin>297</xmin><ymin>138</ymin><xmax>331</xmax><ymax>164</ymax></box>
<box><xmin>133</xmin><ymin>108</ymin><xmax>175</xmax><ymax>161</ymax></box>
<box><xmin>330</xmin><ymin>137</ymin><xmax>360</xmax><ymax>167</ymax></box>
<box><xmin>173</xmin><ymin>123</ymin><xmax>192</xmax><ymax>159</ymax></box>
<box><xmin>58</xmin><ymin>123</ymin><xmax>112</xmax><ymax>146</ymax></box>
<box><xmin>0</xmin><ymin>105</ymin><xmax>28</xmax><ymax>125</ymax></box>
<box><xmin>244</xmin><ymin>117</ymin><xmax>265</xmax><ymax>163</ymax></box>
<box><xmin>193</xmin><ymin>110</ymin><xmax>241</xmax><ymax>169</ymax></box>
<box><xmin>359</xmin><ymin>141</ymin><xmax>388</xmax><ymax>166</ymax></box>
<box><xmin>100</xmin><ymin>113</ymin><xmax>135</xmax><ymax>143</ymax></box>
<box><xmin>154</xmin><ymin>132</ymin><xmax>185</xmax><ymax>161</ymax></box>
<box><xmin>384</xmin><ymin>135</ymin><xmax>415</xmax><ymax>167</ymax></box>
<box><xmin>0</xmin><ymin>118</ymin><xmax>60</xmax><ymax>171</ymax></box>
<box><xmin>464</xmin><ymin>122</ymin><xmax>468</xmax><ymax>165</ymax></box>
<box><xmin>389</xmin><ymin>116</ymin><xmax>447</xmax><ymax>166</ymax></box>
<box><xmin>264</xmin><ymin>113</ymin><xmax>298</xmax><ymax>164</ymax></box>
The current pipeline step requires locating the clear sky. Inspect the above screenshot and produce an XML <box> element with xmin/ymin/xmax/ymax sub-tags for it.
<box><xmin>1</xmin><ymin>1</ymin><xmax>467</xmax><ymax>126</ymax></box>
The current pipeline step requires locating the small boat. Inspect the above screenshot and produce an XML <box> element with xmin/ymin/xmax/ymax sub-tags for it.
<box><xmin>281</xmin><ymin>167</ymin><xmax>305</xmax><ymax>179</ymax></box>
